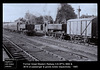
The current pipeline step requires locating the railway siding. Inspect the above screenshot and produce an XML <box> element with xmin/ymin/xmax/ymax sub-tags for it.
<box><xmin>3</xmin><ymin>30</ymin><xmax>97</xmax><ymax>61</ymax></box>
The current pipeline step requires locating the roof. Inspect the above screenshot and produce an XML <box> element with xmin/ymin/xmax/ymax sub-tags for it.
<box><xmin>67</xmin><ymin>17</ymin><xmax>96</xmax><ymax>22</ymax></box>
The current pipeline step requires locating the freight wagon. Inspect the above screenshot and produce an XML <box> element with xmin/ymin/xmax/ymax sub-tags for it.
<box><xmin>66</xmin><ymin>17</ymin><xmax>98</xmax><ymax>43</ymax></box>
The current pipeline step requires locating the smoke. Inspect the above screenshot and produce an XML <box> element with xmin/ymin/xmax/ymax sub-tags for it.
<box><xmin>42</xmin><ymin>4</ymin><xmax>60</xmax><ymax>21</ymax></box>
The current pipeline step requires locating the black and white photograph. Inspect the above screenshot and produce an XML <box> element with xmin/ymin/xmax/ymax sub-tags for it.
<box><xmin>2</xmin><ymin>3</ymin><xmax>98</xmax><ymax>69</ymax></box>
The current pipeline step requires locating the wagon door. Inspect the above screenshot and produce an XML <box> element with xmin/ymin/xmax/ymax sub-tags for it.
<box><xmin>81</xmin><ymin>20</ymin><xmax>92</xmax><ymax>37</ymax></box>
<box><xmin>87</xmin><ymin>20</ymin><xmax>92</xmax><ymax>37</ymax></box>
<box><xmin>81</xmin><ymin>21</ymin><xmax>86</xmax><ymax>36</ymax></box>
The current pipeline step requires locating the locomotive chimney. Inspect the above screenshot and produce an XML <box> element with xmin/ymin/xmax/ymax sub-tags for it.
<box><xmin>77</xmin><ymin>6</ymin><xmax>81</xmax><ymax>19</ymax></box>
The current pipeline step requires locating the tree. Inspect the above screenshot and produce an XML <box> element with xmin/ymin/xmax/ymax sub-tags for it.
<box><xmin>80</xmin><ymin>14</ymin><xmax>95</xmax><ymax>18</ymax></box>
<box><xmin>24</xmin><ymin>11</ymin><xmax>53</xmax><ymax>24</ymax></box>
<box><xmin>15</xmin><ymin>18</ymin><xmax>26</xmax><ymax>23</ymax></box>
<box><xmin>35</xmin><ymin>15</ymin><xmax>54</xmax><ymax>24</ymax></box>
<box><xmin>55</xmin><ymin>3</ymin><xmax>77</xmax><ymax>24</ymax></box>
<box><xmin>25</xmin><ymin>12</ymin><xmax>36</xmax><ymax>24</ymax></box>
<box><xmin>44</xmin><ymin>15</ymin><xmax>53</xmax><ymax>24</ymax></box>
<box><xmin>36</xmin><ymin>16</ymin><xmax>44</xmax><ymax>24</ymax></box>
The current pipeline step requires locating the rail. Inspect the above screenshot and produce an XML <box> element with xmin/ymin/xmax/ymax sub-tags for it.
<box><xmin>3</xmin><ymin>44</ymin><xmax>14</xmax><ymax>59</ymax></box>
<box><xmin>3</xmin><ymin>37</ymin><xmax>39</xmax><ymax>61</ymax></box>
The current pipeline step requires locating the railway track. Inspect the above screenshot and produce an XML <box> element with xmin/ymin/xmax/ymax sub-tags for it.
<box><xmin>4</xmin><ymin>29</ymin><xmax>97</xmax><ymax>47</ymax></box>
<box><xmin>3</xmin><ymin>30</ymin><xmax>97</xmax><ymax>61</ymax></box>
<box><xmin>27</xmin><ymin>36</ymin><xmax>97</xmax><ymax>61</ymax></box>
<box><xmin>45</xmin><ymin>36</ymin><xmax>97</xmax><ymax>47</ymax></box>
<box><xmin>34</xmin><ymin>36</ymin><xmax>97</xmax><ymax>55</ymax></box>
<box><xmin>3</xmin><ymin>36</ymin><xmax>66</xmax><ymax>61</ymax></box>
<box><xmin>3</xmin><ymin>45</ymin><xmax>13</xmax><ymax>59</ymax></box>
<box><xmin>3</xmin><ymin>37</ymin><xmax>39</xmax><ymax>61</ymax></box>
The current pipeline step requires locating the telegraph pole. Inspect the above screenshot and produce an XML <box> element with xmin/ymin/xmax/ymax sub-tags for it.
<box><xmin>48</xmin><ymin>11</ymin><xmax>50</xmax><ymax>24</ymax></box>
<box><xmin>43</xmin><ymin>4</ymin><xmax>47</xmax><ymax>37</ymax></box>
<box><xmin>77</xmin><ymin>6</ymin><xmax>81</xmax><ymax>19</ymax></box>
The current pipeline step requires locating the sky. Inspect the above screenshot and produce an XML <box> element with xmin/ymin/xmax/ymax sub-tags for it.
<box><xmin>3</xmin><ymin>3</ymin><xmax>97</xmax><ymax>22</ymax></box>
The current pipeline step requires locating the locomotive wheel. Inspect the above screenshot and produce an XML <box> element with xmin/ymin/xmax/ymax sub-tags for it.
<box><xmin>83</xmin><ymin>38</ymin><xmax>89</xmax><ymax>43</ymax></box>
